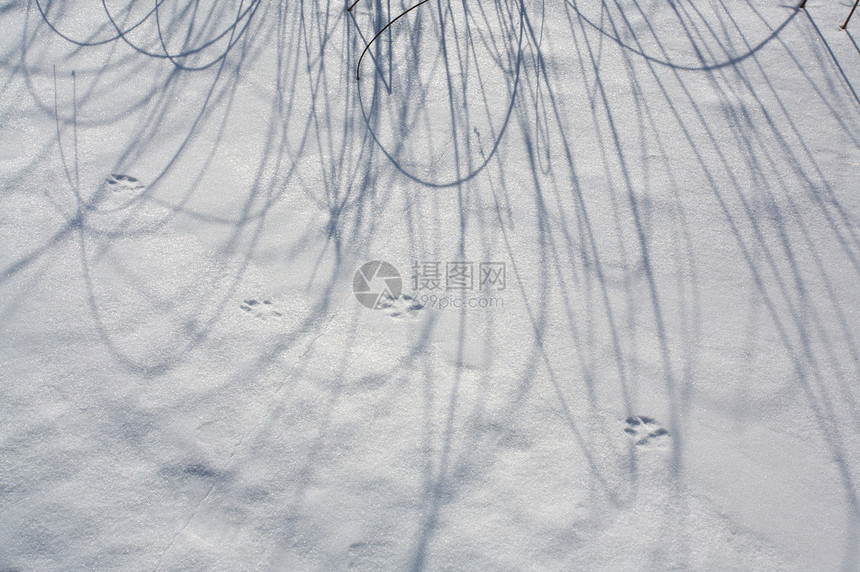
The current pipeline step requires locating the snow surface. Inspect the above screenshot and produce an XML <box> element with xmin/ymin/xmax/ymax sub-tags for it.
<box><xmin>1</xmin><ymin>0</ymin><xmax>859</xmax><ymax>569</ymax></box>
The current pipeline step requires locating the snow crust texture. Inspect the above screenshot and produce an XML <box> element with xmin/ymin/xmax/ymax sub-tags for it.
<box><xmin>1</xmin><ymin>0</ymin><xmax>859</xmax><ymax>570</ymax></box>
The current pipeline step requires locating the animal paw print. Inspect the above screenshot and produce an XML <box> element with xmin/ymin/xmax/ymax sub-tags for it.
<box><xmin>105</xmin><ymin>173</ymin><xmax>145</xmax><ymax>191</ymax></box>
<box><xmin>240</xmin><ymin>299</ymin><xmax>283</xmax><ymax>320</ymax></box>
<box><xmin>624</xmin><ymin>416</ymin><xmax>669</xmax><ymax>447</ymax></box>
<box><xmin>377</xmin><ymin>294</ymin><xmax>423</xmax><ymax>320</ymax></box>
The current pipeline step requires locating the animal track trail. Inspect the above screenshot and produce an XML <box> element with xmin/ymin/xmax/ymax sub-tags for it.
<box><xmin>239</xmin><ymin>299</ymin><xmax>283</xmax><ymax>320</ymax></box>
<box><xmin>624</xmin><ymin>416</ymin><xmax>670</xmax><ymax>448</ymax></box>
<box><xmin>105</xmin><ymin>173</ymin><xmax>145</xmax><ymax>192</ymax></box>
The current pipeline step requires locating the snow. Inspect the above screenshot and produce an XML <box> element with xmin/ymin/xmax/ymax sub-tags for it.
<box><xmin>1</xmin><ymin>0</ymin><xmax>859</xmax><ymax>569</ymax></box>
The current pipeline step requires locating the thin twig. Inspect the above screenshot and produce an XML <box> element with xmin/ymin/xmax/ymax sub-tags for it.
<box><xmin>355</xmin><ymin>0</ymin><xmax>430</xmax><ymax>81</ymax></box>
<box><xmin>842</xmin><ymin>0</ymin><xmax>859</xmax><ymax>29</ymax></box>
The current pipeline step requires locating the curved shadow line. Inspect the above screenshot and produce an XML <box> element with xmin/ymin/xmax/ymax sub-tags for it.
<box><xmin>355</xmin><ymin>0</ymin><xmax>525</xmax><ymax>189</ymax></box>
<box><xmin>564</xmin><ymin>0</ymin><xmax>800</xmax><ymax>72</ymax></box>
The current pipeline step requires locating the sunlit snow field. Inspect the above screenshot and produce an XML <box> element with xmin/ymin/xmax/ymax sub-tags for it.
<box><xmin>1</xmin><ymin>0</ymin><xmax>859</xmax><ymax>569</ymax></box>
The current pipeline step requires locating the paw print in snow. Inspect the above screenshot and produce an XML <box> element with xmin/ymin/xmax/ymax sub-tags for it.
<box><xmin>377</xmin><ymin>294</ymin><xmax>423</xmax><ymax>320</ymax></box>
<box><xmin>105</xmin><ymin>173</ymin><xmax>145</xmax><ymax>191</ymax></box>
<box><xmin>240</xmin><ymin>299</ymin><xmax>283</xmax><ymax>320</ymax></box>
<box><xmin>624</xmin><ymin>416</ymin><xmax>669</xmax><ymax>447</ymax></box>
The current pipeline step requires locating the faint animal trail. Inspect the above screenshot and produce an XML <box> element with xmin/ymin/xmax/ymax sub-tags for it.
<box><xmin>105</xmin><ymin>173</ymin><xmax>144</xmax><ymax>191</ymax></box>
<box><xmin>377</xmin><ymin>293</ymin><xmax>423</xmax><ymax>320</ymax></box>
<box><xmin>348</xmin><ymin>541</ymin><xmax>393</xmax><ymax>570</ymax></box>
<box><xmin>350</xmin><ymin>374</ymin><xmax>387</xmax><ymax>395</ymax></box>
<box><xmin>182</xmin><ymin>463</ymin><xmax>220</xmax><ymax>479</ymax></box>
<box><xmin>240</xmin><ymin>299</ymin><xmax>283</xmax><ymax>320</ymax></box>
<box><xmin>624</xmin><ymin>416</ymin><xmax>669</xmax><ymax>447</ymax></box>
<box><xmin>477</xmin><ymin>419</ymin><xmax>533</xmax><ymax>451</ymax></box>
